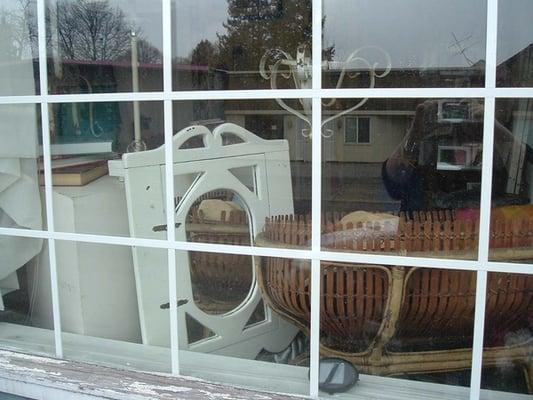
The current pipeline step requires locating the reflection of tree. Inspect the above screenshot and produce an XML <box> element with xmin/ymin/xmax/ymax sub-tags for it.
<box><xmin>186</xmin><ymin>0</ymin><xmax>333</xmax><ymax>89</ymax></box>
<box><xmin>50</xmin><ymin>0</ymin><xmax>161</xmax><ymax>63</ymax></box>
<box><xmin>0</xmin><ymin>0</ymin><xmax>37</xmax><ymax>60</ymax></box>
<box><xmin>216</xmin><ymin>0</ymin><xmax>312</xmax><ymax>72</ymax></box>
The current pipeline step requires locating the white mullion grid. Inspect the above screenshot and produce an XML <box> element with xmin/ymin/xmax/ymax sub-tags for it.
<box><xmin>0</xmin><ymin>0</ymin><xmax>530</xmax><ymax>397</ymax></box>
<box><xmin>162</xmin><ymin>0</ymin><xmax>180</xmax><ymax>376</ymax></box>
<box><xmin>36</xmin><ymin>0</ymin><xmax>63</xmax><ymax>359</ymax></box>
<box><xmin>1</xmin><ymin>87</ymin><xmax>533</xmax><ymax>105</ymax></box>
<box><xmin>309</xmin><ymin>0</ymin><xmax>323</xmax><ymax>397</ymax></box>
<box><xmin>7</xmin><ymin>222</ymin><xmax>533</xmax><ymax>273</ymax></box>
<box><xmin>470</xmin><ymin>0</ymin><xmax>499</xmax><ymax>397</ymax></box>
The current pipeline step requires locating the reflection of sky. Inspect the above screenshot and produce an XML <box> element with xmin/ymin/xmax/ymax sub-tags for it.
<box><xmin>109</xmin><ymin>0</ymin><xmax>163</xmax><ymax>52</ymax></box>
<box><xmin>174</xmin><ymin>0</ymin><xmax>533</xmax><ymax>69</ymax></box>
<box><xmin>497</xmin><ymin>0</ymin><xmax>533</xmax><ymax>63</ymax></box>
<box><xmin>324</xmin><ymin>0</ymin><xmax>488</xmax><ymax>69</ymax></box>
<box><xmin>4</xmin><ymin>0</ymin><xmax>533</xmax><ymax>67</ymax></box>
<box><xmin>174</xmin><ymin>0</ymin><xmax>229</xmax><ymax>58</ymax></box>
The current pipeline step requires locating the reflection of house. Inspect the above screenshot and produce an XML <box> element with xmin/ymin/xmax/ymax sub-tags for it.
<box><xmin>497</xmin><ymin>43</ymin><xmax>533</xmax><ymax>87</ymax></box>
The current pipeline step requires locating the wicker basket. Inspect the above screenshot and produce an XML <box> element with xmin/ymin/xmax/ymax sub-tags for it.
<box><xmin>255</xmin><ymin>211</ymin><xmax>533</xmax><ymax>385</ymax></box>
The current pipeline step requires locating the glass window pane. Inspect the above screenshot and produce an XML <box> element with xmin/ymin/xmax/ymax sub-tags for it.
<box><xmin>323</xmin><ymin>0</ymin><xmax>487</xmax><ymax>88</ymax></box>
<box><xmin>319</xmin><ymin>262</ymin><xmax>477</xmax><ymax>397</ymax></box>
<box><xmin>0</xmin><ymin>0</ymin><xmax>39</xmax><ymax>96</ymax></box>
<box><xmin>322</xmin><ymin>98</ymin><xmax>484</xmax><ymax>260</ymax></box>
<box><xmin>0</xmin><ymin>104</ymin><xmax>46</xmax><ymax>231</ymax></box>
<box><xmin>357</xmin><ymin>117</ymin><xmax>370</xmax><ymax>144</ymax></box>
<box><xmin>58</xmin><ymin>241</ymin><xmax>171</xmax><ymax>373</ymax></box>
<box><xmin>0</xmin><ymin>238</ymin><xmax>55</xmax><ymax>357</ymax></box>
<box><xmin>172</xmin><ymin>0</ymin><xmax>312</xmax><ymax>91</ymax></box>
<box><xmin>178</xmin><ymin>254</ymin><xmax>310</xmax><ymax>397</ymax></box>
<box><xmin>173</xmin><ymin>99</ymin><xmax>312</xmax><ymax>248</ymax></box>
<box><xmin>345</xmin><ymin>117</ymin><xmax>357</xmax><ymax>143</ymax></box>
<box><xmin>48</xmin><ymin>101</ymin><xmax>164</xmax><ymax>239</ymax></box>
<box><xmin>46</xmin><ymin>0</ymin><xmax>163</xmax><ymax>94</ymax></box>
<box><xmin>489</xmin><ymin>99</ymin><xmax>533</xmax><ymax>263</ymax></box>
<box><xmin>496</xmin><ymin>0</ymin><xmax>533</xmax><ymax>87</ymax></box>
<box><xmin>481</xmin><ymin>272</ymin><xmax>532</xmax><ymax>396</ymax></box>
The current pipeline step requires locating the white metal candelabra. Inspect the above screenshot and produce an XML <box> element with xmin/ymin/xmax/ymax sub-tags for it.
<box><xmin>259</xmin><ymin>45</ymin><xmax>392</xmax><ymax>138</ymax></box>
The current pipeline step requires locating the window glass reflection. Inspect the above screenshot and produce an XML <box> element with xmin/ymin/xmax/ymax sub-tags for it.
<box><xmin>497</xmin><ymin>0</ymin><xmax>533</xmax><ymax>87</ymax></box>
<box><xmin>323</xmin><ymin>0</ymin><xmax>487</xmax><ymax>88</ymax></box>
<box><xmin>489</xmin><ymin>99</ymin><xmax>533</xmax><ymax>263</ymax></box>
<box><xmin>0</xmin><ymin>0</ymin><xmax>39</xmax><ymax>95</ymax></box>
<box><xmin>172</xmin><ymin>0</ymin><xmax>312</xmax><ymax>91</ymax></box>
<box><xmin>46</xmin><ymin>0</ymin><xmax>163</xmax><ymax>94</ymax></box>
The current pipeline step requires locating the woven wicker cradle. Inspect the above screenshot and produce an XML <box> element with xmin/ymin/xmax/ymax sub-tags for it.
<box><xmin>254</xmin><ymin>211</ymin><xmax>533</xmax><ymax>389</ymax></box>
<box><xmin>182</xmin><ymin>204</ymin><xmax>532</xmax><ymax>387</ymax></box>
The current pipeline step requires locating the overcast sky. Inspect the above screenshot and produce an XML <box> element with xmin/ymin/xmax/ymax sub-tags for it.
<box><xmin>171</xmin><ymin>0</ymin><xmax>533</xmax><ymax>68</ymax></box>
<box><xmin>4</xmin><ymin>0</ymin><xmax>533</xmax><ymax>68</ymax></box>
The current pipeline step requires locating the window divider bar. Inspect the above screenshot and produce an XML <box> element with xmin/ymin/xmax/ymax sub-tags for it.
<box><xmin>1</xmin><ymin>87</ymin><xmax>533</xmax><ymax>106</ymax></box>
<box><xmin>37</xmin><ymin>0</ymin><xmax>63</xmax><ymax>359</ymax></box>
<box><xmin>162</xmin><ymin>0</ymin><xmax>179</xmax><ymax>376</ymax></box>
<box><xmin>470</xmin><ymin>0</ymin><xmax>499</xmax><ymax>396</ymax></box>
<box><xmin>470</xmin><ymin>270</ymin><xmax>489</xmax><ymax>400</ymax></box>
<box><xmin>309</xmin><ymin>0</ymin><xmax>323</xmax><ymax>396</ymax></box>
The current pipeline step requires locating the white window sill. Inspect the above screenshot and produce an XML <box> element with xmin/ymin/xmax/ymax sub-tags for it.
<box><xmin>0</xmin><ymin>323</ymin><xmax>528</xmax><ymax>400</ymax></box>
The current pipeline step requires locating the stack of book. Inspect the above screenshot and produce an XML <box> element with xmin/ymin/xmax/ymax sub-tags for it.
<box><xmin>38</xmin><ymin>154</ymin><xmax>118</xmax><ymax>186</ymax></box>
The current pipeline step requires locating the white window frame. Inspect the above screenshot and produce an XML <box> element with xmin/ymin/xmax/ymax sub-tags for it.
<box><xmin>0</xmin><ymin>1</ymin><xmax>530</xmax><ymax>400</ymax></box>
<box><xmin>344</xmin><ymin>116</ymin><xmax>371</xmax><ymax>144</ymax></box>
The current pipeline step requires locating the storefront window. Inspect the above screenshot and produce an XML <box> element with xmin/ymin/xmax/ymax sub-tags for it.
<box><xmin>0</xmin><ymin>1</ymin><xmax>531</xmax><ymax>399</ymax></box>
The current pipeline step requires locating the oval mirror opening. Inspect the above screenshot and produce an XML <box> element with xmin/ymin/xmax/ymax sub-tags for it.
<box><xmin>185</xmin><ymin>189</ymin><xmax>254</xmax><ymax>316</ymax></box>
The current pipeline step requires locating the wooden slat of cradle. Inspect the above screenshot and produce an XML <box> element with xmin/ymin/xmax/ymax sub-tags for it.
<box><xmin>465</xmin><ymin>271</ymin><xmax>477</xmax><ymax>325</ymax></box>
<box><xmin>346</xmin><ymin>268</ymin><xmax>356</xmax><ymax>333</ymax></box>
<box><xmin>412</xmin><ymin>269</ymin><xmax>431</xmax><ymax>329</ymax></box>
<box><xmin>502</xmin><ymin>220</ymin><xmax>511</xmax><ymax>248</ymax></box>
<box><xmin>503</xmin><ymin>274</ymin><xmax>527</xmax><ymax>329</ymax></box>
<box><xmin>519</xmin><ymin>218</ymin><xmax>528</xmax><ymax>247</ymax></box>
<box><xmin>403</xmin><ymin>221</ymin><xmax>412</xmax><ymax>252</ymax></box>
<box><xmin>336</xmin><ymin>266</ymin><xmax>347</xmax><ymax>331</ymax></box>
<box><xmin>451</xmin><ymin>220</ymin><xmax>459</xmax><ymax>251</ymax></box>
<box><xmin>397</xmin><ymin>268</ymin><xmax>414</xmax><ymax>328</ymax></box>
<box><xmin>439</xmin><ymin>269</ymin><xmax>460</xmax><ymax>332</ymax></box>
<box><xmin>372</xmin><ymin>269</ymin><xmax>384</xmax><ymax>324</ymax></box>
<box><xmin>435</xmin><ymin>269</ymin><xmax>454</xmax><ymax>331</ymax></box>
<box><xmin>423</xmin><ymin>221</ymin><xmax>432</xmax><ymax>252</ymax></box>
<box><xmin>417</xmin><ymin>269</ymin><xmax>435</xmax><ymax>336</ymax></box>
<box><xmin>265</xmin><ymin>259</ymin><xmax>275</xmax><ymax>303</ymax></box>
<box><xmin>425</xmin><ymin>269</ymin><xmax>444</xmax><ymax>336</ymax></box>
<box><xmin>288</xmin><ymin>259</ymin><xmax>303</xmax><ymax>316</ymax></box>
<box><xmin>528</xmin><ymin>217</ymin><xmax>533</xmax><ymax>247</ymax></box>
<box><xmin>355</xmin><ymin>268</ymin><xmax>365</xmax><ymax>330</ymax></box>
<box><xmin>492</xmin><ymin>273</ymin><xmax>510</xmax><ymax>329</ymax></box>
<box><xmin>503</xmin><ymin>274</ymin><xmax>522</xmax><ymax>320</ymax></box>
<box><xmin>400</xmin><ymin>269</ymin><xmax>422</xmax><ymax>333</ymax></box>
<box><xmin>485</xmin><ymin>273</ymin><xmax>499</xmax><ymax>326</ymax></box>
<box><xmin>506</xmin><ymin>275</ymin><xmax>533</xmax><ymax>329</ymax></box>
<box><xmin>501</xmin><ymin>273</ymin><xmax>526</xmax><ymax>329</ymax></box>
<box><xmin>325</xmin><ymin>266</ymin><xmax>344</xmax><ymax>337</ymax></box>
<box><xmin>324</xmin><ymin>266</ymin><xmax>340</xmax><ymax>336</ymax></box>
<box><xmin>493</xmin><ymin>219</ymin><xmax>503</xmax><ymax>248</ymax></box>
<box><xmin>413</xmin><ymin>221</ymin><xmax>422</xmax><ymax>252</ymax></box>
<box><xmin>464</xmin><ymin>220</ymin><xmax>473</xmax><ymax>251</ymax></box>
<box><xmin>365</xmin><ymin>267</ymin><xmax>376</xmax><ymax>325</ymax></box>
<box><xmin>297</xmin><ymin>262</ymin><xmax>310</xmax><ymax>318</ymax></box>
<box><xmin>275</xmin><ymin>258</ymin><xmax>288</xmax><ymax>313</ymax></box>
<box><xmin>432</xmin><ymin>220</ymin><xmax>441</xmax><ymax>252</ymax></box>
